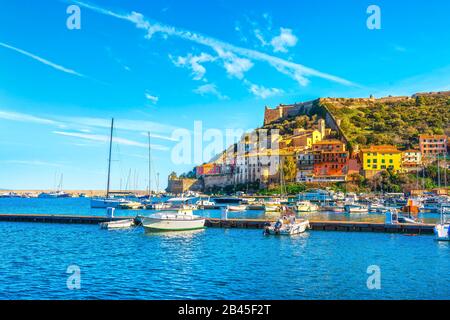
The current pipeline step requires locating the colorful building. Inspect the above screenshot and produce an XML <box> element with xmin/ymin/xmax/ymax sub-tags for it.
<box><xmin>312</xmin><ymin>140</ymin><xmax>349</xmax><ymax>180</ymax></box>
<box><xmin>360</xmin><ymin>145</ymin><xmax>402</xmax><ymax>178</ymax></box>
<box><xmin>195</xmin><ymin>163</ymin><xmax>222</xmax><ymax>177</ymax></box>
<box><xmin>419</xmin><ymin>134</ymin><xmax>448</xmax><ymax>158</ymax></box>
<box><xmin>402</xmin><ymin>149</ymin><xmax>422</xmax><ymax>171</ymax></box>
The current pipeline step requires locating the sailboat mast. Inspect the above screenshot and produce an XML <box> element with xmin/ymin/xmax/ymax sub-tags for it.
<box><xmin>148</xmin><ymin>132</ymin><xmax>151</xmax><ymax>197</ymax></box>
<box><xmin>106</xmin><ymin>118</ymin><xmax>114</xmax><ymax>198</ymax></box>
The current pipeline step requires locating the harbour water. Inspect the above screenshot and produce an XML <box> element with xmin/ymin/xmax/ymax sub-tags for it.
<box><xmin>0</xmin><ymin>198</ymin><xmax>449</xmax><ymax>299</ymax></box>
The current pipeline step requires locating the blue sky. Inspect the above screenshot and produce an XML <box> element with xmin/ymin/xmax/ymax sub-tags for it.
<box><xmin>1</xmin><ymin>0</ymin><xmax>450</xmax><ymax>190</ymax></box>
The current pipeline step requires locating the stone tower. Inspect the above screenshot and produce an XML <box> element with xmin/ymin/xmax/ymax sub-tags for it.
<box><xmin>318</xmin><ymin>118</ymin><xmax>326</xmax><ymax>138</ymax></box>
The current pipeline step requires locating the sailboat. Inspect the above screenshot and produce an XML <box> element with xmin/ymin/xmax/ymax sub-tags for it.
<box><xmin>38</xmin><ymin>174</ymin><xmax>70</xmax><ymax>198</ymax></box>
<box><xmin>91</xmin><ymin>118</ymin><xmax>127</xmax><ymax>208</ymax></box>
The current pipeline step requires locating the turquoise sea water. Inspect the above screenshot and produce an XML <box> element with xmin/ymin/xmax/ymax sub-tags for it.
<box><xmin>0</xmin><ymin>198</ymin><xmax>449</xmax><ymax>299</ymax></box>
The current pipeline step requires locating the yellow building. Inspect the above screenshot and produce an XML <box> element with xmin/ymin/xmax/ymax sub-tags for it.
<box><xmin>290</xmin><ymin>129</ymin><xmax>322</xmax><ymax>149</ymax></box>
<box><xmin>360</xmin><ymin>145</ymin><xmax>402</xmax><ymax>178</ymax></box>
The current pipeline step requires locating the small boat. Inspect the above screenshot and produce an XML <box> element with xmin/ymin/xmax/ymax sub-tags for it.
<box><xmin>344</xmin><ymin>204</ymin><xmax>369</xmax><ymax>214</ymax></box>
<box><xmin>118</xmin><ymin>201</ymin><xmax>143</xmax><ymax>209</ymax></box>
<box><xmin>295</xmin><ymin>200</ymin><xmax>318</xmax><ymax>212</ymax></box>
<box><xmin>142</xmin><ymin>209</ymin><xmax>205</xmax><ymax>232</ymax></box>
<box><xmin>227</xmin><ymin>204</ymin><xmax>247</xmax><ymax>212</ymax></box>
<box><xmin>195</xmin><ymin>197</ymin><xmax>216</xmax><ymax>209</ymax></box>
<box><xmin>264</xmin><ymin>216</ymin><xmax>310</xmax><ymax>235</ymax></box>
<box><xmin>100</xmin><ymin>219</ymin><xmax>135</xmax><ymax>230</ymax></box>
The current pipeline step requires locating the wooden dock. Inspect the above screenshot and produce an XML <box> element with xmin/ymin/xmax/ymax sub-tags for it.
<box><xmin>0</xmin><ymin>214</ymin><xmax>435</xmax><ymax>235</ymax></box>
<box><xmin>204</xmin><ymin>218</ymin><xmax>435</xmax><ymax>235</ymax></box>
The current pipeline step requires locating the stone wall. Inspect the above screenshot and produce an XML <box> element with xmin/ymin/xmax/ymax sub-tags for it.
<box><xmin>166</xmin><ymin>178</ymin><xmax>202</xmax><ymax>194</ymax></box>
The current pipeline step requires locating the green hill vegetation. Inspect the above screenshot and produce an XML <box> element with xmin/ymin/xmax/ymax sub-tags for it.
<box><xmin>321</xmin><ymin>94</ymin><xmax>450</xmax><ymax>149</ymax></box>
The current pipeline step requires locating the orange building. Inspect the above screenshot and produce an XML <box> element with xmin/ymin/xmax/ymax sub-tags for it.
<box><xmin>195</xmin><ymin>163</ymin><xmax>222</xmax><ymax>177</ymax></box>
<box><xmin>419</xmin><ymin>134</ymin><xmax>448</xmax><ymax>158</ymax></box>
<box><xmin>312</xmin><ymin>140</ymin><xmax>349</xmax><ymax>177</ymax></box>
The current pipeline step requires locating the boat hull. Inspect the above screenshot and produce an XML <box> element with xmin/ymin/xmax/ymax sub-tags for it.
<box><xmin>100</xmin><ymin>219</ymin><xmax>135</xmax><ymax>230</ymax></box>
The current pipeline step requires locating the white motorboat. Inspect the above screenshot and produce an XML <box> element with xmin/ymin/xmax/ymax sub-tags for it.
<box><xmin>344</xmin><ymin>204</ymin><xmax>369</xmax><ymax>214</ymax></box>
<box><xmin>264</xmin><ymin>217</ymin><xmax>310</xmax><ymax>235</ymax></box>
<box><xmin>295</xmin><ymin>200</ymin><xmax>318</xmax><ymax>212</ymax></box>
<box><xmin>227</xmin><ymin>204</ymin><xmax>247</xmax><ymax>212</ymax></box>
<box><xmin>142</xmin><ymin>210</ymin><xmax>205</xmax><ymax>232</ymax></box>
<box><xmin>100</xmin><ymin>219</ymin><xmax>135</xmax><ymax>230</ymax></box>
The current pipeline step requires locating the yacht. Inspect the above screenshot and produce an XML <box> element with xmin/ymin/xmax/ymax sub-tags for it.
<box><xmin>295</xmin><ymin>200</ymin><xmax>318</xmax><ymax>212</ymax></box>
<box><xmin>38</xmin><ymin>190</ymin><xmax>71</xmax><ymax>198</ymax></box>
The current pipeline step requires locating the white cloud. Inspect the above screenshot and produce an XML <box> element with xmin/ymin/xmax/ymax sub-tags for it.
<box><xmin>53</xmin><ymin>131</ymin><xmax>169</xmax><ymax>151</ymax></box>
<box><xmin>74</xmin><ymin>1</ymin><xmax>357</xmax><ymax>87</ymax></box>
<box><xmin>2</xmin><ymin>160</ymin><xmax>64</xmax><ymax>167</ymax></box>
<box><xmin>248</xmin><ymin>83</ymin><xmax>284</xmax><ymax>99</ymax></box>
<box><xmin>170</xmin><ymin>52</ymin><xmax>215</xmax><ymax>80</ymax></box>
<box><xmin>214</xmin><ymin>48</ymin><xmax>253</xmax><ymax>79</ymax></box>
<box><xmin>270</xmin><ymin>28</ymin><xmax>298</xmax><ymax>53</ymax></box>
<box><xmin>0</xmin><ymin>42</ymin><xmax>84</xmax><ymax>77</ymax></box>
<box><xmin>193</xmin><ymin>84</ymin><xmax>228</xmax><ymax>100</ymax></box>
<box><xmin>145</xmin><ymin>92</ymin><xmax>159</xmax><ymax>104</ymax></box>
<box><xmin>0</xmin><ymin>110</ymin><xmax>58</xmax><ymax>125</ymax></box>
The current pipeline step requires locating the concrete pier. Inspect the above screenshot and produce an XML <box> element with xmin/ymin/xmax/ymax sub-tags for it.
<box><xmin>0</xmin><ymin>213</ymin><xmax>435</xmax><ymax>235</ymax></box>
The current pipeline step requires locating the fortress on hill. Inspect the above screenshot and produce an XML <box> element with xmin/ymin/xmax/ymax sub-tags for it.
<box><xmin>263</xmin><ymin>91</ymin><xmax>450</xmax><ymax>126</ymax></box>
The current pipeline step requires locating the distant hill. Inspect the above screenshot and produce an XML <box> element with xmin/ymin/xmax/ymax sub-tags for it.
<box><xmin>317</xmin><ymin>92</ymin><xmax>450</xmax><ymax>150</ymax></box>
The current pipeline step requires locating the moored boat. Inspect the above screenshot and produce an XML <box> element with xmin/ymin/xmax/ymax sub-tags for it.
<box><xmin>227</xmin><ymin>204</ymin><xmax>247</xmax><ymax>212</ymax></box>
<box><xmin>295</xmin><ymin>200</ymin><xmax>318</xmax><ymax>212</ymax></box>
<box><xmin>141</xmin><ymin>210</ymin><xmax>205</xmax><ymax>232</ymax></box>
<box><xmin>100</xmin><ymin>219</ymin><xmax>135</xmax><ymax>230</ymax></box>
<box><xmin>264</xmin><ymin>216</ymin><xmax>310</xmax><ymax>235</ymax></box>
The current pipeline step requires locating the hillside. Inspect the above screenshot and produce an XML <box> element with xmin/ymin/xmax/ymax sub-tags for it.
<box><xmin>318</xmin><ymin>92</ymin><xmax>450</xmax><ymax>149</ymax></box>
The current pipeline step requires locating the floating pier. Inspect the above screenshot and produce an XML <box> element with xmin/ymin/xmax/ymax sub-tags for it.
<box><xmin>0</xmin><ymin>214</ymin><xmax>435</xmax><ymax>235</ymax></box>
<box><xmin>205</xmin><ymin>218</ymin><xmax>435</xmax><ymax>235</ymax></box>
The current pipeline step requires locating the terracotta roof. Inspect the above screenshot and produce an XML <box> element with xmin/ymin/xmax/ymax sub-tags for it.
<box><xmin>313</xmin><ymin>139</ymin><xmax>344</xmax><ymax>145</ymax></box>
<box><xmin>403</xmin><ymin>149</ymin><xmax>421</xmax><ymax>153</ymax></box>
<box><xmin>360</xmin><ymin>145</ymin><xmax>401</xmax><ymax>153</ymax></box>
<box><xmin>419</xmin><ymin>134</ymin><xmax>447</xmax><ymax>139</ymax></box>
